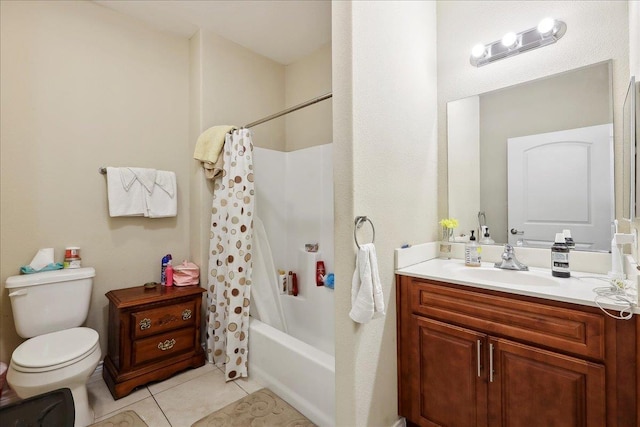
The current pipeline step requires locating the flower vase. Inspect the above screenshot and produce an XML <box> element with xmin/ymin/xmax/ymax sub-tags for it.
<box><xmin>439</xmin><ymin>227</ymin><xmax>454</xmax><ymax>259</ymax></box>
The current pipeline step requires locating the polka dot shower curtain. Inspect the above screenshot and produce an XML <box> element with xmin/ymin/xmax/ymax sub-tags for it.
<box><xmin>207</xmin><ymin>128</ymin><xmax>254</xmax><ymax>381</ymax></box>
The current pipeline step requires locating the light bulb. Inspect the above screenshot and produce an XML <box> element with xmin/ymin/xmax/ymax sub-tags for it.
<box><xmin>537</xmin><ymin>17</ymin><xmax>556</xmax><ymax>35</ymax></box>
<box><xmin>501</xmin><ymin>32</ymin><xmax>518</xmax><ymax>49</ymax></box>
<box><xmin>471</xmin><ymin>44</ymin><xmax>486</xmax><ymax>59</ymax></box>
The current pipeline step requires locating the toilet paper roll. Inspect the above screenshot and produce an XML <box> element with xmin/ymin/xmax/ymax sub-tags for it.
<box><xmin>29</xmin><ymin>248</ymin><xmax>54</xmax><ymax>271</ymax></box>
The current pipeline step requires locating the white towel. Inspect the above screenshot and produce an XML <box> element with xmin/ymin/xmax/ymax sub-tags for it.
<box><xmin>349</xmin><ymin>243</ymin><xmax>385</xmax><ymax>324</ymax></box>
<box><xmin>145</xmin><ymin>171</ymin><xmax>177</xmax><ymax>218</ymax></box>
<box><xmin>127</xmin><ymin>167</ymin><xmax>157</xmax><ymax>193</ymax></box>
<box><xmin>106</xmin><ymin>167</ymin><xmax>146</xmax><ymax>217</ymax></box>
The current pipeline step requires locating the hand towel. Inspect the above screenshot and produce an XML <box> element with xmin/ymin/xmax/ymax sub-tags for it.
<box><xmin>145</xmin><ymin>170</ymin><xmax>177</xmax><ymax>218</ymax></box>
<box><xmin>127</xmin><ymin>167</ymin><xmax>157</xmax><ymax>193</ymax></box>
<box><xmin>107</xmin><ymin>167</ymin><xmax>146</xmax><ymax>217</ymax></box>
<box><xmin>193</xmin><ymin>125</ymin><xmax>237</xmax><ymax>164</ymax></box>
<box><xmin>349</xmin><ymin>243</ymin><xmax>385</xmax><ymax>323</ymax></box>
<box><xmin>203</xmin><ymin>153</ymin><xmax>224</xmax><ymax>180</ymax></box>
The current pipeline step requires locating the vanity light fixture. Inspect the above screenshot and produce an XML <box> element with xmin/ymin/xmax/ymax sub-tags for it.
<box><xmin>470</xmin><ymin>17</ymin><xmax>567</xmax><ymax>67</ymax></box>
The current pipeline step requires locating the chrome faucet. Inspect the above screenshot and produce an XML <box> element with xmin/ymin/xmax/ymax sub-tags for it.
<box><xmin>494</xmin><ymin>244</ymin><xmax>528</xmax><ymax>271</ymax></box>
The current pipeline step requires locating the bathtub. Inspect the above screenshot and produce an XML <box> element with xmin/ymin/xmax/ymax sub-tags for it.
<box><xmin>248</xmin><ymin>317</ymin><xmax>335</xmax><ymax>426</ymax></box>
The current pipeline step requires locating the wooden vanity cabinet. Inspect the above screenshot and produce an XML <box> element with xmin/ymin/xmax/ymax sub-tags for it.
<box><xmin>396</xmin><ymin>275</ymin><xmax>637</xmax><ymax>427</ymax></box>
<box><xmin>103</xmin><ymin>285</ymin><xmax>206</xmax><ymax>399</ymax></box>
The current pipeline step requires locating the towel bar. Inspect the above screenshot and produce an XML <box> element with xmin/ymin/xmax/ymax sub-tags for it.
<box><xmin>354</xmin><ymin>216</ymin><xmax>375</xmax><ymax>249</ymax></box>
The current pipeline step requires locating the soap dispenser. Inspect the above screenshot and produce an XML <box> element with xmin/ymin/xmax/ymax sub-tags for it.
<box><xmin>465</xmin><ymin>230</ymin><xmax>481</xmax><ymax>267</ymax></box>
<box><xmin>480</xmin><ymin>226</ymin><xmax>495</xmax><ymax>245</ymax></box>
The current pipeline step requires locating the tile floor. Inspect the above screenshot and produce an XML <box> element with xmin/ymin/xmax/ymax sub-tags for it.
<box><xmin>88</xmin><ymin>363</ymin><xmax>265</xmax><ymax>427</ymax></box>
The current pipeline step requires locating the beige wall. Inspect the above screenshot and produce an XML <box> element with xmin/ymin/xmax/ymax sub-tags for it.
<box><xmin>438</xmin><ymin>1</ymin><xmax>629</xmax><ymax>234</ymax></box>
<box><xmin>285</xmin><ymin>43</ymin><xmax>333</xmax><ymax>151</ymax></box>
<box><xmin>333</xmin><ymin>1</ymin><xmax>438</xmax><ymax>425</ymax></box>
<box><xmin>0</xmin><ymin>1</ymin><xmax>190</xmax><ymax>362</ymax></box>
<box><xmin>189</xmin><ymin>29</ymin><xmax>285</xmax><ymax>298</ymax></box>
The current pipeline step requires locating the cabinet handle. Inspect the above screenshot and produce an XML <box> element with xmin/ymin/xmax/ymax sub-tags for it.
<box><xmin>139</xmin><ymin>318</ymin><xmax>151</xmax><ymax>330</ymax></box>
<box><xmin>489</xmin><ymin>343</ymin><xmax>495</xmax><ymax>383</ymax></box>
<box><xmin>158</xmin><ymin>338</ymin><xmax>176</xmax><ymax>351</ymax></box>
<box><xmin>182</xmin><ymin>309</ymin><xmax>192</xmax><ymax>320</ymax></box>
<box><xmin>477</xmin><ymin>340</ymin><xmax>482</xmax><ymax>377</ymax></box>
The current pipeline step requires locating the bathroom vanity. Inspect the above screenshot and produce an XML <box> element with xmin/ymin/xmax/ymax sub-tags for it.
<box><xmin>396</xmin><ymin>260</ymin><xmax>638</xmax><ymax>427</ymax></box>
<box><xmin>102</xmin><ymin>285</ymin><xmax>206</xmax><ymax>399</ymax></box>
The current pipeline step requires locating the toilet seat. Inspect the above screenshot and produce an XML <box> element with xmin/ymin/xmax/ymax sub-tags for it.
<box><xmin>11</xmin><ymin>327</ymin><xmax>99</xmax><ymax>373</ymax></box>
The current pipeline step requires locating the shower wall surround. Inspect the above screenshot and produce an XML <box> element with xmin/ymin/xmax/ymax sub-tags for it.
<box><xmin>253</xmin><ymin>144</ymin><xmax>334</xmax><ymax>356</ymax></box>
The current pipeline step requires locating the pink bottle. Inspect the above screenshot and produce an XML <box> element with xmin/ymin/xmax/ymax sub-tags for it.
<box><xmin>165</xmin><ymin>261</ymin><xmax>174</xmax><ymax>287</ymax></box>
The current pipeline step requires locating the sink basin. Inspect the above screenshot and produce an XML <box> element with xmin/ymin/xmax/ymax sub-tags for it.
<box><xmin>445</xmin><ymin>263</ymin><xmax>559</xmax><ymax>287</ymax></box>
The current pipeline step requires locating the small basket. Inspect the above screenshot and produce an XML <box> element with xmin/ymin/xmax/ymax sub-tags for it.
<box><xmin>173</xmin><ymin>261</ymin><xmax>199</xmax><ymax>286</ymax></box>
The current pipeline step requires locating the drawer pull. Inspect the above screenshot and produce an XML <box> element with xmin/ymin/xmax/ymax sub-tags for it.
<box><xmin>182</xmin><ymin>309</ymin><xmax>192</xmax><ymax>320</ymax></box>
<box><xmin>477</xmin><ymin>340</ymin><xmax>482</xmax><ymax>378</ymax></box>
<box><xmin>158</xmin><ymin>339</ymin><xmax>176</xmax><ymax>351</ymax></box>
<box><xmin>489</xmin><ymin>343</ymin><xmax>495</xmax><ymax>383</ymax></box>
<box><xmin>139</xmin><ymin>318</ymin><xmax>151</xmax><ymax>330</ymax></box>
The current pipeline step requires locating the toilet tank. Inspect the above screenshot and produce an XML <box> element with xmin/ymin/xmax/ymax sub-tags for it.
<box><xmin>5</xmin><ymin>267</ymin><xmax>96</xmax><ymax>338</ymax></box>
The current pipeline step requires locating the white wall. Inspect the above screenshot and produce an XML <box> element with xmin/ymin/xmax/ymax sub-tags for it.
<box><xmin>253</xmin><ymin>144</ymin><xmax>335</xmax><ymax>355</ymax></box>
<box><xmin>629</xmin><ymin>0</ymin><xmax>640</xmax><ymax>262</ymax></box>
<box><xmin>0</xmin><ymin>0</ymin><xmax>190</xmax><ymax>361</ymax></box>
<box><xmin>333</xmin><ymin>2</ymin><xmax>438</xmax><ymax>425</ymax></box>
<box><xmin>437</xmin><ymin>1</ymin><xmax>629</xmax><ymax>229</ymax></box>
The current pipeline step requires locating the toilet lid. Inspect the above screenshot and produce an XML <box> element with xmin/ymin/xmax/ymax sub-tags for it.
<box><xmin>12</xmin><ymin>327</ymin><xmax>99</xmax><ymax>369</ymax></box>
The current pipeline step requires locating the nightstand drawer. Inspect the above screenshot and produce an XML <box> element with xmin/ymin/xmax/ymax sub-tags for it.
<box><xmin>132</xmin><ymin>300</ymin><xmax>196</xmax><ymax>338</ymax></box>
<box><xmin>132</xmin><ymin>327</ymin><xmax>195</xmax><ymax>366</ymax></box>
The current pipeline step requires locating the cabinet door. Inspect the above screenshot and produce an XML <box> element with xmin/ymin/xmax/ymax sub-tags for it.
<box><xmin>488</xmin><ymin>337</ymin><xmax>606</xmax><ymax>427</ymax></box>
<box><xmin>410</xmin><ymin>316</ymin><xmax>488</xmax><ymax>427</ymax></box>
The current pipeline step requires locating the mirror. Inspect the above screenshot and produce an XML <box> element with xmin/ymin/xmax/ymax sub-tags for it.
<box><xmin>447</xmin><ymin>61</ymin><xmax>613</xmax><ymax>252</ymax></box>
<box><xmin>623</xmin><ymin>76</ymin><xmax>637</xmax><ymax>220</ymax></box>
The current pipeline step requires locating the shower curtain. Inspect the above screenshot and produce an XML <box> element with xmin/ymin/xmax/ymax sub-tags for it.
<box><xmin>207</xmin><ymin>128</ymin><xmax>254</xmax><ymax>381</ymax></box>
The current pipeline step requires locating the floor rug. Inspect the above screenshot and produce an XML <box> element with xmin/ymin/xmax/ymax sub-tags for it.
<box><xmin>89</xmin><ymin>410</ymin><xmax>148</xmax><ymax>427</ymax></box>
<box><xmin>191</xmin><ymin>388</ymin><xmax>315</xmax><ymax>427</ymax></box>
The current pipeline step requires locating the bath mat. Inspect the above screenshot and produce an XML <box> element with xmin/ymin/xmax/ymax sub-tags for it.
<box><xmin>89</xmin><ymin>410</ymin><xmax>148</xmax><ymax>427</ymax></box>
<box><xmin>191</xmin><ymin>388</ymin><xmax>315</xmax><ymax>427</ymax></box>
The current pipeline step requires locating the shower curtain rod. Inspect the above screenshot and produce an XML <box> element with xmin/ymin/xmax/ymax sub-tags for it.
<box><xmin>244</xmin><ymin>92</ymin><xmax>332</xmax><ymax>128</ymax></box>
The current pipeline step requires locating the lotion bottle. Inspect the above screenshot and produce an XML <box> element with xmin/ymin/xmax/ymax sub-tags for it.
<box><xmin>465</xmin><ymin>230</ymin><xmax>481</xmax><ymax>267</ymax></box>
<box><xmin>165</xmin><ymin>260</ymin><xmax>174</xmax><ymax>286</ymax></box>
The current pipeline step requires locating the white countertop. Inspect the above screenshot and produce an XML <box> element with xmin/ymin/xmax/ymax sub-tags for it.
<box><xmin>396</xmin><ymin>258</ymin><xmax>639</xmax><ymax>315</ymax></box>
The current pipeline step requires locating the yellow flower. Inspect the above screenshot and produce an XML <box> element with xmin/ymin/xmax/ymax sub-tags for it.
<box><xmin>439</xmin><ymin>218</ymin><xmax>459</xmax><ymax>229</ymax></box>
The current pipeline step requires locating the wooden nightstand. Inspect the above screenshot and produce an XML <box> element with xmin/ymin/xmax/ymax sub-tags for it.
<box><xmin>102</xmin><ymin>285</ymin><xmax>206</xmax><ymax>399</ymax></box>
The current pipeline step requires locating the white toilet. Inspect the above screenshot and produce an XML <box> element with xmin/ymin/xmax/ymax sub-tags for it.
<box><xmin>6</xmin><ymin>267</ymin><xmax>101</xmax><ymax>427</ymax></box>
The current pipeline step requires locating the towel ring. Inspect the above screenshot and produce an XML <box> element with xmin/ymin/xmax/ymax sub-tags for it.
<box><xmin>354</xmin><ymin>216</ymin><xmax>375</xmax><ymax>249</ymax></box>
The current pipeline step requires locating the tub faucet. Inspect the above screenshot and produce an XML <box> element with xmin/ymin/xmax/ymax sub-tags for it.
<box><xmin>494</xmin><ymin>244</ymin><xmax>528</xmax><ymax>271</ymax></box>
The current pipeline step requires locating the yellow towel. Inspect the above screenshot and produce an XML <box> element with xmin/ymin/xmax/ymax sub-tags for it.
<box><xmin>193</xmin><ymin>125</ymin><xmax>237</xmax><ymax>164</ymax></box>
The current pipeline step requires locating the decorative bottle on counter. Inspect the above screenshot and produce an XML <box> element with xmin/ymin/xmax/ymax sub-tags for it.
<box><xmin>464</xmin><ymin>230</ymin><xmax>481</xmax><ymax>267</ymax></box>
<box><xmin>551</xmin><ymin>233</ymin><xmax>570</xmax><ymax>278</ymax></box>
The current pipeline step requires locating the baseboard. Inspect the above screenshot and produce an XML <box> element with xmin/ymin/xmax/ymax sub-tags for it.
<box><xmin>0</xmin><ymin>361</ymin><xmax>104</xmax><ymax>408</ymax></box>
<box><xmin>391</xmin><ymin>417</ymin><xmax>407</xmax><ymax>427</ymax></box>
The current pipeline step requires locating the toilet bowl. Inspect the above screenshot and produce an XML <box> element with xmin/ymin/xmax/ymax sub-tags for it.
<box><xmin>5</xmin><ymin>267</ymin><xmax>100</xmax><ymax>427</ymax></box>
<box><xmin>7</xmin><ymin>327</ymin><xmax>101</xmax><ymax>427</ymax></box>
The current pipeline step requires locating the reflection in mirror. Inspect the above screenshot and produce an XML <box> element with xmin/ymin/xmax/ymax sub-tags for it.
<box><xmin>448</xmin><ymin>61</ymin><xmax>613</xmax><ymax>252</ymax></box>
<box><xmin>623</xmin><ymin>76</ymin><xmax>637</xmax><ymax>220</ymax></box>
